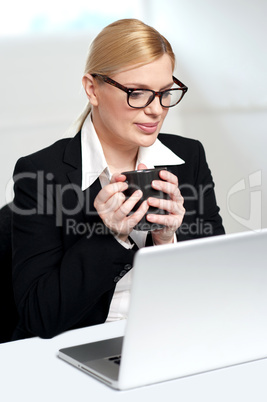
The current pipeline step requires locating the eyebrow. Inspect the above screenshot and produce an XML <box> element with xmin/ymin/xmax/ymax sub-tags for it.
<box><xmin>123</xmin><ymin>81</ymin><xmax>174</xmax><ymax>91</ymax></box>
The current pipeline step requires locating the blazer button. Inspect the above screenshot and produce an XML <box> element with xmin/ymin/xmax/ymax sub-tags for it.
<box><xmin>120</xmin><ymin>270</ymin><xmax>127</xmax><ymax>277</ymax></box>
<box><xmin>114</xmin><ymin>276</ymin><xmax>120</xmax><ymax>283</ymax></box>
<box><xmin>124</xmin><ymin>264</ymin><xmax>132</xmax><ymax>271</ymax></box>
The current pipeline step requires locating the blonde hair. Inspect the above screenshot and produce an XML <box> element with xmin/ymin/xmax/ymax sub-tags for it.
<box><xmin>75</xmin><ymin>19</ymin><xmax>175</xmax><ymax>132</ymax></box>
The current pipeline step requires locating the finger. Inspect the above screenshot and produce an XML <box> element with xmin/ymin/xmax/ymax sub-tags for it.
<box><xmin>103</xmin><ymin>191</ymin><xmax>127</xmax><ymax>215</ymax></box>
<box><xmin>106</xmin><ymin>200</ymin><xmax>149</xmax><ymax>237</ymax></box>
<box><xmin>95</xmin><ymin>181</ymin><xmax>128</xmax><ymax>205</ymax></box>
<box><xmin>116</xmin><ymin>189</ymin><xmax>143</xmax><ymax>218</ymax></box>
<box><xmin>158</xmin><ymin>169</ymin><xmax>178</xmax><ymax>186</ymax></box>
<box><xmin>146</xmin><ymin>212</ymin><xmax>182</xmax><ymax>231</ymax></box>
<box><xmin>132</xmin><ymin>199</ymin><xmax>149</xmax><ymax>218</ymax></box>
<box><xmin>110</xmin><ymin>199</ymin><xmax>149</xmax><ymax>235</ymax></box>
<box><xmin>152</xmin><ymin>180</ymin><xmax>181</xmax><ymax>202</ymax></box>
<box><xmin>147</xmin><ymin>196</ymin><xmax>184</xmax><ymax>215</ymax></box>
<box><xmin>110</xmin><ymin>173</ymin><xmax>127</xmax><ymax>184</ymax></box>
<box><xmin>125</xmin><ymin>200</ymin><xmax>149</xmax><ymax>227</ymax></box>
<box><xmin>137</xmin><ymin>163</ymin><xmax>148</xmax><ymax>170</ymax></box>
<box><xmin>151</xmin><ymin>170</ymin><xmax>179</xmax><ymax>200</ymax></box>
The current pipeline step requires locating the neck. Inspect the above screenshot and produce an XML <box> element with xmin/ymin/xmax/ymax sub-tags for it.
<box><xmin>104</xmin><ymin>145</ymin><xmax>138</xmax><ymax>174</ymax></box>
<box><xmin>91</xmin><ymin>110</ymin><xmax>139</xmax><ymax>174</ymax></box>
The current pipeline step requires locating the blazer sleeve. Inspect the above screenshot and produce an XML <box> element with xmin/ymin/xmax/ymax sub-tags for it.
<box><xmin>157</xmin><ymin>133</ymin><xmax>225</xmax><ymax>240</ymax></box>
<box><xmin>177</xmin><ymin>139</ymin><xmax>225</xmax><ymax>240</ymax></box>
<box><xmin>12</xmin><ymin>156</ymin><xmax>136</xmax><ymax>339</ymax></box>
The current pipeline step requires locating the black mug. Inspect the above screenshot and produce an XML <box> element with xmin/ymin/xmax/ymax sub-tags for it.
<box><xmin>122</xmin><ymin>167</ymin><xmax>169</xmax><ymax>231</ymax></box>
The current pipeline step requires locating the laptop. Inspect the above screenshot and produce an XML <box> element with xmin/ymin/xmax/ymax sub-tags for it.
<box><xmin>58</xmin><ymin>229</ymin><xmax>267</xmax><ymax>390</ymax></box>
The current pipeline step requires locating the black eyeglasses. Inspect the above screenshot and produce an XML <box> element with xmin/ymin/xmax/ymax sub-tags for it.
<box><xmin>91</xmin><ymin>73</ymin><xmax>188</xmax><ymax>109</ymax></box>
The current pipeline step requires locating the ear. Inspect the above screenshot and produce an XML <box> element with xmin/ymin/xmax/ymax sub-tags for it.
<box><xmin>82</xmin><ymin>74</ymin><xmax>99</xmax><ymax>106</ymax></box>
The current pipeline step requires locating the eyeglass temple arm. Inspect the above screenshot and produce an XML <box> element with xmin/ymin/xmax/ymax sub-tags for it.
<box><xmin>92</xmin><ymin>74</ymin><xmax>129</xmax><ymax>93</ymax></box>
<box><xmin>92</xmin><ymin>73</ymin><xmax>187</xmax><ymax>93</ymax></box>
<box><xmin>173</xmin><ymin>76</ymin><xmax>188</xmax><ymax>91</ymax></box>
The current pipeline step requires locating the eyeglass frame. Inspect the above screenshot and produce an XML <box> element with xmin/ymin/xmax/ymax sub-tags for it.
<box><xmin>91</xmin><ymin>73</ymin><xmax>188</xmax><ymax>109</ymax></box>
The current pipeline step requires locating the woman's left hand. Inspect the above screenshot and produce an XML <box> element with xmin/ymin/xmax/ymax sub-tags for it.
<box><xmin>145</xmin><ymin>167</ymin><xmax>185</xmax><ymax>245</ymax></box>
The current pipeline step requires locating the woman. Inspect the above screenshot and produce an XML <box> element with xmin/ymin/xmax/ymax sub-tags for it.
<box><xmin>12</xmin><ymin>19</ymin><xmax>224</xmax><ymax>340</ymax></box>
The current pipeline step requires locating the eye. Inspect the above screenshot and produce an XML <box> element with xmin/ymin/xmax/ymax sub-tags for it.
<box><xmin>162</xmin><ymin>90</ymin><xmax>172</xmax><ymax>98</ymax></box>
<box><xmin>129</xmin><ymin>90</ymin><xmax>146</xmax><ymax>99</ymax></box>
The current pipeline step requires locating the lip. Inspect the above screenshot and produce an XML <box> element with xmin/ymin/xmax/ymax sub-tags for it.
<box><xmin>135</xmin><ymin>122</ymin><xmax>159</xmax><ymax>134</ymax></box>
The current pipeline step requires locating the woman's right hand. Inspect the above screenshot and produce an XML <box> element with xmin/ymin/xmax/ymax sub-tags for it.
<box><xmin>94</xmin><ymin>173</ymin><xmax>149</xmax><ymax>242</ymax></box>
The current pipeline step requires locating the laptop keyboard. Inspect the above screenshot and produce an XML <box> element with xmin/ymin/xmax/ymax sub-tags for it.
<box><xmin>108</xmin><ymin>355</ymin><xmax>121</xmax><ymax>365</ymax></box>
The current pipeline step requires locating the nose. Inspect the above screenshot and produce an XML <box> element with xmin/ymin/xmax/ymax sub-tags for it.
<box><xmin>144</xmin><ymin>95</ymin><xmax>164</xmax><ymax>115</ymax></box>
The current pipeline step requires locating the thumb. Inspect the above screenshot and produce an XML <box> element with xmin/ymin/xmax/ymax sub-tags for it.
<box><xmin>110</xmin><ymin>173</ymin><xmax>126</xmax><ymax>184</ymax></box>
<box><xmin>137</xmin><ymin>163</ymin><xmax>148</xmax><ymax>170</ymax></box>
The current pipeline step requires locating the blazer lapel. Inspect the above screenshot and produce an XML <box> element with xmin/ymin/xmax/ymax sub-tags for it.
<box><xmin>63</xmin><ymin>131</ymin><xmax>82</xmax><ymax>185</ymax></box>
<box><xmin>82</xmin><ymin>179</ymin><xmax>102</xmax><ymax>224</ymax></box>
<box><xmin>62</xmin><ymin>131</ymin><xmax>102</xmax><ymax>225</ymax></box>
<box><xmin>61</xmin><ymin>132</ymin><xmax>85</xmax><ymax>218</ymax></box>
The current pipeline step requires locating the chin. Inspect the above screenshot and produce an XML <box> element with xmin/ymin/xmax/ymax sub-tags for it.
<box><xmin>138</xmin><ymin>133</ymin><xmax>159</xmax><ymax>148</ymax></box>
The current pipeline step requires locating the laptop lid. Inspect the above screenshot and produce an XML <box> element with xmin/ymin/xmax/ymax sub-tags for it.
<box><xmin>59</xmin><ymin>229</ymin><xmax>267</xmax><ymax>390</ymax></box>
<box><xmin>118</xmin><ymin>229</ymin><xmax>267</xmax><ymax>389</ymax></box>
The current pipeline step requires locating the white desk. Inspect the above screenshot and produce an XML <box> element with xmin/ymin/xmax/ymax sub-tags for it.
<box><xmin>1</xmin><ymin>320</ymin><xmax>267</xmax><ymax>402</ymax></box>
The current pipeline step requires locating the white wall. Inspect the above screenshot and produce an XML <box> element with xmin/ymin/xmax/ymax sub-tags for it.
<box><xmin>151</xmin><ymin>0</ymin><xmax>267</xmax><ymax>233</ymax></box>
<box><xmin>0</xmin><ymin>0</ymin><xmax>266</xmax><ymax>233</ymax></box>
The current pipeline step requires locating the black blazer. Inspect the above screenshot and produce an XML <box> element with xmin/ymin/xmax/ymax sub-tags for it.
<box><xmin>11</xmin><ymin>132</ymin><xmax>224</xmax><ymax>340</ymax></box>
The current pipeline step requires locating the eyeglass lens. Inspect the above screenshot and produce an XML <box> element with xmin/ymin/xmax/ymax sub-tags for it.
<box><xmin>128</xmin><ymin>88</ymin><xmax>184</xmax><ymax>108</ymax></box>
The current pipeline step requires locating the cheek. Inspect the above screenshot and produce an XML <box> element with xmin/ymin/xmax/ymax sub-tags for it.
<box><xmin>105</xmin><ymin>102</ymin><xmax>139</xmax><ymax>127</ymax></box>
<box><xmin>99</xmin><ymin>90</ymin><xmax>131</xmax><ymax>120</ymax></box>
<box><xmin>98</xmin><ymin>102</ymin><xmax>137</xmax><ymax>136</ymax></box>
<box><xmin>162</xmin><ymin>108</ymin><xmax>169</xmax><ymax>119</ymax></box>
<box><xmin>157</xmin><ymin>108</ymin><xmax>169</xmax><ymax>127</ymax></box>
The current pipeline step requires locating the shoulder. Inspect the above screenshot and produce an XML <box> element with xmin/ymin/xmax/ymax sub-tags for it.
<box><xmin>158</xmin><ymin>133</ymin><xmax>205</xmax><ymax>162</ymax></box>
<box><xmin>14</xmin><ymin>133</ymin><xmax>81</xmax><ymax>173</ymax></box>
<box><xmin>21</xmin><ymin>138</ymin><xmax>71</xmax><ymax>165</ymax></box>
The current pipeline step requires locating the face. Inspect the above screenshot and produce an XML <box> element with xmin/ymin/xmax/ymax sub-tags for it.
<box><xmin>84</xmin><ymin>54</ymin><xmax>173</xmax><ymax>151</ymax></box>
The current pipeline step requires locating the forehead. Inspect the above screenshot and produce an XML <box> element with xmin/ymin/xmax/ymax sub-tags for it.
<box><xmin>111</xmin><ymin>54</ymin><xmax>173</xmax><ymax>88</ymax></box>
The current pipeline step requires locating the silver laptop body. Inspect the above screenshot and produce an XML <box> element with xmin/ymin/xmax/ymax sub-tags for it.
<box><xmin>58</xmin><ymin>229</ymin><xmax>267</xmax><ymax>390</ymax></box>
